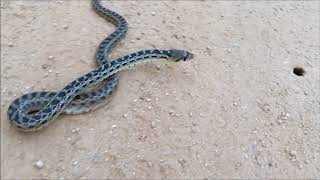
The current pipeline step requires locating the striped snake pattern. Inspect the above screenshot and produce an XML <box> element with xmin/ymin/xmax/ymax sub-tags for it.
<box><xmin>7</xmin><ymin>0</ymin><xmax>194</xmax><ymax>131</ymax></box>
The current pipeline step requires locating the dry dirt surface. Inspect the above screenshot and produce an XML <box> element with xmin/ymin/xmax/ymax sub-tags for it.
<box><xmin>1</xmin><ymin>0</ymin><xmax>319</xmax><ymax>179</ymax></box>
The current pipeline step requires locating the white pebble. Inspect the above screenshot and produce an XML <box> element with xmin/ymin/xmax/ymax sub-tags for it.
<box><xmin>71</xmin><ymin>128</ymin><xmax>80</xmax><ymax>133</ymax></box>
<box><xmin>111</xmin><ymin>124</ymin><xmax>117</xmax><ymax>128</ymax></box>
<box><xmin>122</xmin><ymin>113</ymin><xmax>128</xmax><ymax>118</ymax></box>
<box><xmin>151</xmin><ymin>11</ymin><xmax>155</xmax><ymax>16</ymax></box>
<box><xmin>35</xmin><ymin>160</ymin><xmax>44</xmax><ymax>169</ymax></box>
<box><xmin>151</xmin><ymin>121</ymin><xmax>156</xmax><ymax>128</ymax></box>
<box><xmin>63</xmin><ymin>25</ymin><xmax>69</xmax><ymax>29</ymax></box>
<box><xmin>48</xmin><ymin>55</ymin><xmax>54</xmax><ymax>60</ymax></box>
<box><xmin>72</xmin><ymin>160</ymin><xmax>78</xmax><ymax>166</ymax></box>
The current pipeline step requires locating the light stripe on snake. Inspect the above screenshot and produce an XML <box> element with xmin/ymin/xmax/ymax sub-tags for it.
<box><xmin>7</xmin><ymin>0</ymin><xmax>194</xmax><ymax>131</ymax></box>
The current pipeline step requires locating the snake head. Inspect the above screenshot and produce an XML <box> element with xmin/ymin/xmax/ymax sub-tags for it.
<box><xmin>169</xmin><ymin>49</ymin><xmax>194</xmax><ymax>62</ymax></box>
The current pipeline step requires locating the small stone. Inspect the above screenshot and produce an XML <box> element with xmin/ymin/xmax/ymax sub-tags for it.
<box><xmin>41</xmin><ymin>64</ymin><xmax>49</xmax><ymax>69</ymax></box>
<box><xmin>111</xmin><ymin>124</ymin><xmax>117</xmax><ymax>128</ymax></box>
<box><xmin>156</xmin><ymin>65</ymin><xmax>161</xmax><ymax>70</ymax></box>
<box><xmin>123</xmin><ymin>113</ymin><xmax>128</xmax><ymax>118</ymax></box>
<box><xmin>304</xmin><ymin>91</ymin><xmax>308</xmax><ymax>95</ymax></box>
<box><xmin>63</xmin><ymin>25</ymin><xmax>69</xmax><ymax>29</ymax></box>
<box><xmin>72</xmin><ymin>160</ymin><xmax>78</xmax><ymax>166</ymax></box>
<box><xmin>178</xmin><ymin>158</ymin><xmax>187</xmax><ymax>167</ymax></box>
<box><xmin>235</xmin><ymin>162</ymin><xmax>241</xmax><ymax>169</ymax></box>
<box><xmin>8</xmin><ymin>42</ymin><xmax>13</xmax><ymax>47</ymax></box>
<box><xmin>281</xmin><ymin>112</ymin><xmax>290</xmax><ymax>120</ymax></box>
<box><xmin>148</xmin><ymin>161</ymin><xmax>153</xmax><ymax>167</ymax></box>
<box><xmin>57</xmin><ymin>0</ymin><xmax>63</xmax><ymax>4</ymax></box>
<box><xmin>48</xmin><ymin>55</ymin><xmax>54</xmax><ymax>60</ymax></box>
<box><xmin>151</xmin><ymin>11</ymin><xmax>155</xmax><ymax>16</ymax></box>
<box><xmin>151</xmin><ymin>121</ymin><xmax>156</xmax><ymax>128</ymax></box>
<box><xmin>90</xmin><ymin>128</ymin><xmax>94</xmax><ymax>131</ymax></box>
<box><xmin>147</xmin><ymin>106</ymin><xmax>152</xmax><ymax>110</ymax></box>
<box><xmin>277</xmin><ymin>119</ymin><xmax>283</xmax><ymax>124</ymax></box>
<box><xmin>67</xmin><ymin>137</ymin><xmax>72</xmax><ymax>141</ymax></box>
<box><xmin>289</xmin><ymin>150</ymin><xmax>297</xmax><ymax>157</ymax></box>
<box><xmin>48</xmin><ymin>69</ymin><xmax>53</xmax><ymax>73</ymax></box>
<box><xmin>35</xmin><ymin>160</ymin><xmax>44</xmax><ymax>169</ymax></box>
<box><xmin>71</xmin><ymin>128</ymin><xmax>80</xmax><ymax>133</ymax></box>
<box><xmin>43</xmin><ymin>73</ymin><xmax>49</xmax><ymax>77</ymax></box>
<box><xmin>146</xmin><ymin>98</ymin><xmax>151</xmax><ymax>102</ymax></box>
<box><xmin>233</xmin><ymin>102</ymin><xmax>238</xmax><ymax>106</ymax></box>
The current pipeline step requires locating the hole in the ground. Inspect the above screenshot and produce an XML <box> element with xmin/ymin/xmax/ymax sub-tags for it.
<box><xmin>293</xmin><ymin>67</ymin><xmax>305</xmax><ymax>76</ymax></box>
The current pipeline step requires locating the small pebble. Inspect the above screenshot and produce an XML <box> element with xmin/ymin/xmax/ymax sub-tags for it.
<box><xmin>8</xmin><ymin>42</ymin><xmax>13</xmax><ymax>47</ymax></box>
<box><xmin>72</xmin><ymin>160</ymin><xmax>78</xmax><ymax>166</ymax></box>
<box><xmin>151</xmin><ymin>121</ymin><xmax>156</xmax><ymax>128</ymax></box>
<box><xmin>151</xmin><ymin>11</ymin><xmax>155</xmax><ymax>16</ymax></box>
<box><xmin>122</xmin><ymin>113</ymin><xmax>128</xmax><ymax>118</ymax></box>
<box><xmin>304</xmin><ymin>91</ymin><xmax>308</xmax><ymax>95</ymax></box>
<box><xmin>71</xmin><ymin>128</ymin><xmax>80</xmax><ymax>133</ymax></box>
<box><xmin>35</xmin><ymin>160</ymin><xmax>44</xmax><ymax>169</ymax></box>
<box><xmin>48</xmin><ymin>55</ymin><xmax>54</xmax><ymax>60</ymax></box>
<box><xmin>63</xmin><ymin>25</ymin><xmax>69</xmax><ymax>29</ymax></box>
<box><xmin>41</xmin><ymin>64</ymin><xmax>49</xmax><ymax>69</ymax></box>
<box><xmin>111</xmin><ymin>124</ymin><xmax>117</xmax><ymax>128</ymax></box>
<box><xmin>289</xmin><ymin>150</ymin><xmax>297</xmax><ymax>157</ymax></box>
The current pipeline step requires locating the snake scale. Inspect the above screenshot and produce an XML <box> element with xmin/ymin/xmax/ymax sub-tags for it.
<box><xmin>7</xmin><ymin>0</ymin><xmax>194</xmax><ymax>132</ymax></box>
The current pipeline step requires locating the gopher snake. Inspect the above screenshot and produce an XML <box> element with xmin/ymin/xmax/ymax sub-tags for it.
<box><xmin>7</xmin><ymin>0</ymin><xmax>194</xmax><ymax>131</ymax></box>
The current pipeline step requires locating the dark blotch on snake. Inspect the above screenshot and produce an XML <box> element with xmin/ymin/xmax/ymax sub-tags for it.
<box><xmin>51</xmin><ymin>99</ymin><xmax>60</xmax><ymax>105</ymax></box>
<box><xmin>57</xmin><ymin>91</ymin><xmax>67</xmax><ymax>98</ymax></box>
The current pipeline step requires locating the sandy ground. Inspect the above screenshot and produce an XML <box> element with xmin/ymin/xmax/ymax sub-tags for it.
<box><xmin>1</xmin><ymin>0</ymin><xmax>319</xmax><ymax>179</ymax></box>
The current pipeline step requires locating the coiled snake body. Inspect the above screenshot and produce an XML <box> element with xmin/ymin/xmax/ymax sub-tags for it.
<box><xmin>7</xmin><ymin>0</ymin><xmax>194</xmax><ymax>131</ymax></box>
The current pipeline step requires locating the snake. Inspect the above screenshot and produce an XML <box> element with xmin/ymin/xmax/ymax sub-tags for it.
<box><xmin>7</xmin><ymin>0</ymin><xmax>194</xmax><ymax>132</ymax></box>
